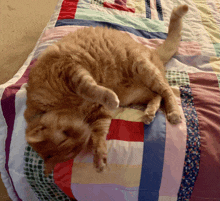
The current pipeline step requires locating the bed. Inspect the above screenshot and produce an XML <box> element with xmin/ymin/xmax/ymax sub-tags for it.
<box><xmin>0</xmin><ymin>0</ymin><xmax>220</xmax><ymax>200</ymax></box>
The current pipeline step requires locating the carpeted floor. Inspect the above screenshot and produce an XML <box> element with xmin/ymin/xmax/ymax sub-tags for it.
<box><xmin>0</xmin><ymin>0</ymin><xmax>58</xmax><ymax>85</ymax></box>
<box><xmin>0</xmin><ymin>0</ymin><xmax>58</xmax><ymax>200</ymax></box>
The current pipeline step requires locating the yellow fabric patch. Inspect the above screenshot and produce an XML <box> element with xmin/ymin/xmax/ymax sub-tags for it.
<box><xmin>193</xmin><ymin>0</ymin><xmax>220</xmax><ymax>44</ymax></box>
<box><xmin>127</xmin><ymin>0</ymin><xmax>146</xmax><ymax>14</ymax></box>
<box><xmin>210</xmin><ymin>57</ymin><xmax>220</xmax><ymax>73</ymax></box>
<box><xmin>71</xmin><ymin>162</ymin><xmax>142</xmax><ymax>187</ymax></box>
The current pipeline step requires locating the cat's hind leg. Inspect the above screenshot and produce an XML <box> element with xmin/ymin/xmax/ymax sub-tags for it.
<box><xmin>135</xmin><ymin>59</ymin><xmax>181</xmax><ymax>124</ymax></box>
<box><xmin>70</xmin><ymin>68</ymin><xmax>119</xmax><ymax>110</ymax></box>
<box><xmin>142</xmin><ymin>95</ymin><xmax>162</xmax><ymax>124</ymax></box>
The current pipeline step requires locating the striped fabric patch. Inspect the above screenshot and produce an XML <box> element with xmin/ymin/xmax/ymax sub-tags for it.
<box><xmin>70</xmin><ymin>118</ymin><xmax>145</xmax><ymax>200</ymax></box>
<box><xmin>53</xmin><ymin>104</ymin><xmax>188</xmax><ymax>200</ymax></box>
<box><xmin>1</xmin><ymin>87</ymin><xmax>23</xmax><ymax>201</ymax></box>
<box><xmin>89</xmin><ymin>0</ymin><xmax>163</xmax><ymax>19</ymax></box>
<box><xmin>165</xmin><ymin>71</ymin><xmax>190</xmax><ymax>87</ymax></box>
<box><xmin>24</xmin><ymin>146</ymin><xmax>72</xmax><ymax>201</ymax></box>
<box><xmin>56</xmin><ymin>0</ymin><xmax>166</xmax><ymax>38</ymax></box>
<box><xmin>178</xmin><ymin>85</ymin><xmax>201</xmax><ymax>200</ymax></box>
<box><xmin>145</xmin><ymin>0</ymin><xmax>163</xmax><ymax>20</ymax></box>
<box><xmin>0</xmin><ymin>59</ymin><xmax>35</xmax><ymax>201</ymax></box>
<box><xmin>74</xmin><ymin>7</ymin><xmax>164</xmax><ymax>31</ymax></box>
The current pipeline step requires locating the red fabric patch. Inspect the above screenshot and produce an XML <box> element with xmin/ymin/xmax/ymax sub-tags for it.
<box><xmin>115</xmin><ymin>0</ymin><xmax>127</xmax><ymax>6</ymax></box>
<box><xmin>58</xmin><ymin>0</ymin><xmax>80</xmax><ymax>20</ymax></box>
<box><xmin>54</xmin><ymin>159</ymin><xmax>75</xmax><ymax>199</ymax></box>
<box><xmin>107</xmin><ymin>119</ymin><xmax>144</xmax><ymax>142</ymax></box>
<box><xmin>189</xmin><ymin>73</ymin><xmax>220</xmax><ymax>200</ymax></box>
<box><xmin>103</xmin><ymin>2</ymin><xmax>135</xmax><ymax>13</ymax></box>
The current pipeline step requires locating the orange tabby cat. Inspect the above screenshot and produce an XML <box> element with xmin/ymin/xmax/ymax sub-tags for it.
<box><xmin>24</xmin><ymin>5</ymin><xmax>188</xmax><ymax>175</ymax></box>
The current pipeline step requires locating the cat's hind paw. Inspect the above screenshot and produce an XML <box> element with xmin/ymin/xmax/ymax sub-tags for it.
<box><xmin>142</xmin><ymin>112</ymin><xmax>155</xmax><ymax>125</ymax></box>
<box><xmin>167</xmin><ymin>111</ymin><xmax>182</xmax><ymax>125</ymax></box>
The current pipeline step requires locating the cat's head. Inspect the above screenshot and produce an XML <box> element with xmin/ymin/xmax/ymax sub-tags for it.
<box><xmin>26</xmin><ymin>109</ymin><xmax>92</xmax><ymax>176</ymax></box>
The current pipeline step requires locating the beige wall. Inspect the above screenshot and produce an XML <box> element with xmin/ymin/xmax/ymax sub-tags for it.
<box><xmin>0</xmin><ymin>0</ymin><xmax>58</xmax><ymax>200</ymax></box>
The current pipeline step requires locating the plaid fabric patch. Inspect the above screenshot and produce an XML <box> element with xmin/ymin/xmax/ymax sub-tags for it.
<box><xmin>178</xmin><ymin>85</ymin><xmax>201</xmax><ymax>200</ymax></box>
<box><xmin>91</xmin><ymin>0</ymin><xmax>104</xmax><ymax>6</ymax></box>
<box><xmin>24</xmin><ymin>145</ymin><xmax>72</xmax><ymax>201</ymax></box>
<box><xmin>165</xmin><ymin>70</ymin><xmax>190</xmax><ymax>87</ymax></box>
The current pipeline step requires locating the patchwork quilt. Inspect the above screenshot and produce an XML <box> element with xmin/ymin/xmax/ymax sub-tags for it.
<box><xmin>0</xmin><ymin>0</ymin><xmax>220</xmax><ymax>200</ymax></box>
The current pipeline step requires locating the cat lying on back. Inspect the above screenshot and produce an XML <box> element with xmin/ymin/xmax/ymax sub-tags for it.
<box><xmin>24</xmin><ymin>5</ymin><xmax>188</xmax><ymax>175</ymax></box>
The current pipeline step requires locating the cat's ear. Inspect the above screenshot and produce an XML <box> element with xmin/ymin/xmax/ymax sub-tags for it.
<box><xmin>26</xmin><ymin>125</ymin><xmax>47</xmax><ymax>144</ymax></box>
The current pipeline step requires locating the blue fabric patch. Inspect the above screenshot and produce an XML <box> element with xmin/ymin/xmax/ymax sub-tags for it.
<box><xmin>138</xmin><ymin>110</ymin><xmax>166</xmax><ymax>201</ymax></box>
<box><xmin>145</xmin><ymin>0</ymin><xmax>151</xmax><ymax>19</ymax></box>
<box><xmin>55</xmin><ymin>19</ymin><xmax>167</xmax><ymax>39</ymax></box>
<box><xmin>156</xmin><ymin>0</ymin><xmax>163</xmax><ymax>20</ymax></box>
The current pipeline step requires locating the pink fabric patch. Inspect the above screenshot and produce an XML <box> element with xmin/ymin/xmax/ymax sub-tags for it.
<box><xmin>150</xmin><ymin>0</ymin><xmax>159</xmax><ymax>20</ymax></box>
<box><xmin>126</xmin><ymin>32</ymin><xmax>202</xmax><ymax>56</ymax></box>
<box><xmin>189</xmin><ymin>73</ymin><xmax>220</xmax><ymax>200</ymax></box>
<box><xmin>178</xmin><ymin>41</ymin><xmax>202</xmax><ymax>56</ymax></box>
<box><xmin>159</xmin><ymin>98</ymin><xmax>187</xmax><ymax>197</ymax></box>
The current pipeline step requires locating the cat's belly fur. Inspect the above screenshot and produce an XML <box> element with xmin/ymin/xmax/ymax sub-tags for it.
<box><xmin>114</xmin><ymin>85</ymin><xmax>157</xmax><ymax>106</ymax></box>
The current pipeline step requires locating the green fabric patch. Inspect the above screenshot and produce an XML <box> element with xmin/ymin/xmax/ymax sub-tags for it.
<box><xmin>213</xmin><ymin>43</ymin><xmax>220</xmax><ymax>57</ymax></box>
<box><xmin>24</xmin><ymin>145</ymin><xmax>71</xmax><ymax>201</ymax></box>
<box><xmin>165</xmin><ymin>70</ymin><xmax>190</xmax><ymax>87</ymax></box>
<box><xmin>75</xmin><ymin>8</ymin><xmax>165</xmax><ymax>32</ymax></box>
<box><xmin>217</xmin><ymin>74</ymin><xmax>220</xmax><ymax>89</ymax></box>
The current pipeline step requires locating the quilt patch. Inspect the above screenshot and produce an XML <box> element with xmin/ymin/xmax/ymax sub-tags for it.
<box><xmin>24</xmin><ymin>146</ymin><xmax>72</xmax><ymax>201</ymax></box>
<box><xmin>166</xmin><ymin>70</ymin><xmax>190</xmax><ymax>87</ymax></box>
<box><xmin>178</xmin><ymin>86</ymin><xmax>201</xmax><ymax>200</ymax></box>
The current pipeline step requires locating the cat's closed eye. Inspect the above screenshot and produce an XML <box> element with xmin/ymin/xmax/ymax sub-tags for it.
<box><xmin>46</xmin><ymin>155</ymin><xmax>53</xmax><ymax>159</ymax></box>
<box><xmin>63</xmin><ymin>129</ymin><xmax>72</xmax><ymax>136</ymax></box>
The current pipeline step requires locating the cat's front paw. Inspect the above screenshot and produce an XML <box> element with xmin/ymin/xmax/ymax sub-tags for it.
<box><xmin>102</xmin><ymin>89</ymin><xmax>120</xmax><ymax>110</ymax></box>
<box><xmin>167</xmin><ymin>111</ymin><xmax>182</xmax><ymax>124</ymax></box>
<box><xmin>93</xmin><ymin>147</ymin><xmax>107</xmax><ymax>172</ymax></box>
